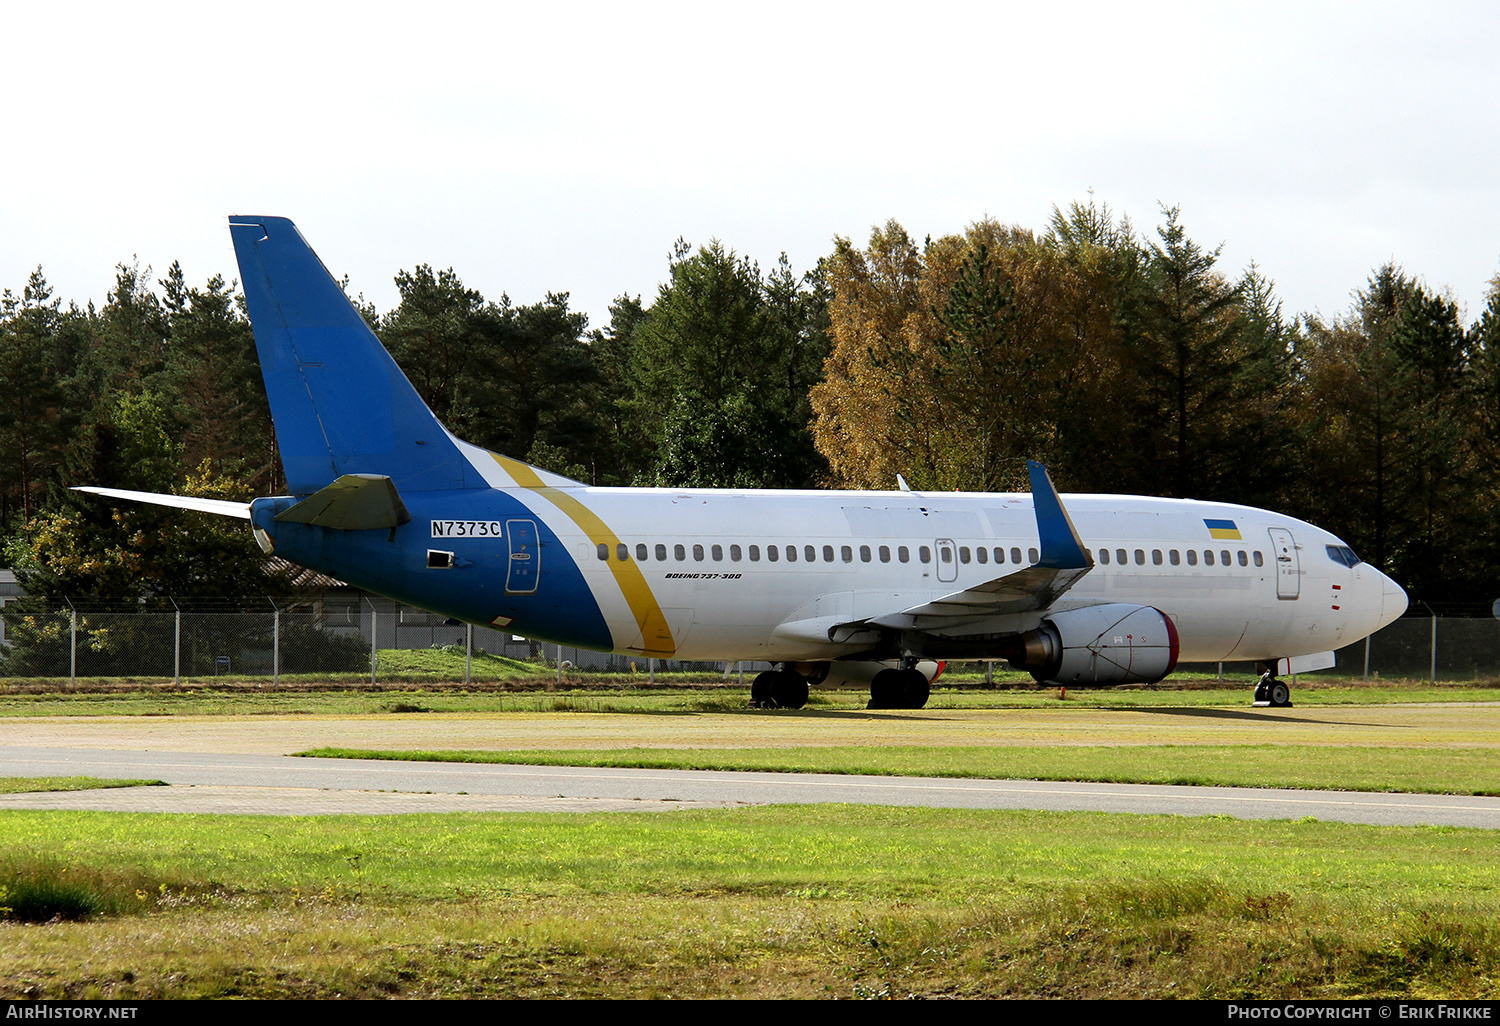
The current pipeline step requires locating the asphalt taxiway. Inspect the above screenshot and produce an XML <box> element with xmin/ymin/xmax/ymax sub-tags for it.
<box><xmin>3</xmin><ymin>744</ymin><xmax>1499</xmax><ymax>827</ymax></box>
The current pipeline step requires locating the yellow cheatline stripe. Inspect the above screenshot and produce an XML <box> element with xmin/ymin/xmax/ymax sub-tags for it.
<box><xmin>493</xmin><ymin>454</ymin><xmax>676</xmax><ymax>657</ymax></box>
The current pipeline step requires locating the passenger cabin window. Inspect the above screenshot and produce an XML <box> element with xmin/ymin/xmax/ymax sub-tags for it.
<box><xmin>1237</xmin><ymin>550</ymin><xmax>1248</xmax><ymax>566</ymax></box>
<box><xmin>692</xmin><ymin>544</ymin><xmax>704</xmax><ymax>561</ymax></box>
<box><xmin>636</xmin><ymin>543</ymin><xmax>648</xmax><ymax>561</ymax></box>
<box><xmin>1186</xmin><ymin>550</ymin><xmax>1198</xmax><ymax>566</ymax></box>
<box><xmin>674</xmin><ymin>544</ymin><xmax>686</xmax><ymax>561</ymax></box>
<box><xmin>1099</xmin><ymin>549</ymin><xmax>1110</xmax><ymax>565</ymax></box>
<box><xmin>1253</xmin><ymin>551</ymin><xmax>1264</xmax><ymax>567</ymax></box>
<box><xmin>1010</xmin><ymin>547</ymin><xmax>1022</xmax><ymax>564</ymax></box>
<box><xmin>860</xmin><ymin>545</ymin><xmax>872</xmax><ymax>562</ymax></box>
<box><xmin>1204</xmin><ymin>550</ymin><xmax>1215</xmax><ymax>566</ymax></box>
<box><xmin>821</xmin><ymin>545</ymin><xmax>833</xmax><ymax>562</ymax></box>
<box><xmin>730</xmin><ymin>544</ymin><xmax>742</xmax><ymax>561</ymax></box>
<box><xmin>842</xmin><ymin>545</ymin><xmax>853</xmax><ymax>563</ymax></box>
<box><xmin>655</xmin><ymin>543</ymin><xmax>668</xmax><ymax>561</ymax></box>
<box><xmin>747</xmin><ymin>545</ymin><xmax>759</xmax><ymax>562</ymax></box>
<box><xmin>880</xmin><ymin>545</ymin><xmax>891</xmax><ymax>563</ymax></box>
<box><xmin>617</xmin><ymin>544</ymin><xmax>628</xmax><ymax>561</ymax></box>
<box><xmin>959</xmin><ymin>547</ymin><xmax>970</xmax><ymax>564</ymax></box>
<box><xmin>766</xmin><ymin>545</ymin><xmax>778</xmax><ymax>562</ymax></box>
<box><xmin>919</xmin><ymin>546</ymin><xmax>932</xmax><ymax>563</ymax></box>
<box><xmin>976</xmin><ymin>547</ymin><xmax>987</xmax><ymax>564</ymax></box>
<box><xmin>939</xmin><ymin>547</ymin><xmax>952</xmax><ymax>564</ymax></box>
<box><xmin>1153</xmin><ymin>549</ymin><xmax>1163</xmax><ymax>565</ymax></box>
<box><xmin>711</xmin><ymin>544</ymin><xmax>723</xmax><ymax>561</ymax></box>
<box><xmin>805</xmin><ymin>545</ymin><xmax>817</xmax><ymax>562</ymax></box>
<box><xmin>596</xmin><ymin>543</ymin><xmax>609</xmax><ymax>560</ymax></box>
<box><xmin>1170</xmin><ymin>549</ymin><xmax>1181</xmax><ymax>565</ymax></box>
<box><xmin>1028</xmin><ymin>547</ymin><xmax>1039</xmax><ymax>563</ymax></box>
<box><xmin>786</xmin><ymin>545</ymin><xmax>797</xmax><ymax>562</ymax></box>
<box><xmin>1134</xmin><ymin>549</ymin><xmax>1145</xmax><ymax>565</ymax></box>
<box><xmin>899</xmin><ymin>546</ymin><xmax>911</xmax><ymax>563</ymax></box>
<box><xmin>1116</xmin><ymin>548</ymin><xmax>1127</xmax><ymax>565</ymax></box>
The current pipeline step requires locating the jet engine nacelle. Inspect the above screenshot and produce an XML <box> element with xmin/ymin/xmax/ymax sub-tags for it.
<box><xmin>1008</xmin><ymin>603</ymin><xmax>1179</xmax><ymax>685</ymax></box>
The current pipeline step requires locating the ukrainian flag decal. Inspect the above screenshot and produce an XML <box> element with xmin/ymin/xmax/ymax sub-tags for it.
<box><xmin>1204</xmin><ymin>518</ymin><xmax>1242</xmax><ymax>540</ymax></box>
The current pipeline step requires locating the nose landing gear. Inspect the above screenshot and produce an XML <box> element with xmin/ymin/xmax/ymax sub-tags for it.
<box><xmin>1252</xmin><ymin>664</ymin><xmax>1292</xmax><ymax>708</ymax></box>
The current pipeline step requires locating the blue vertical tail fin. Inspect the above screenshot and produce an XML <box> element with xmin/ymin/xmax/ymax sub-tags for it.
<box><xmin>229</xmin><ymin>216</ymin><xmax>484</xmax><ymax>496</ymax></box>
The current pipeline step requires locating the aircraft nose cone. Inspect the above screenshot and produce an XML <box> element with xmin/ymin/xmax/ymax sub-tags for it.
<box><xmin>1381</xmin><ymin>572</ymin><xmax>1408</xmax><ymax>626</ymax></box>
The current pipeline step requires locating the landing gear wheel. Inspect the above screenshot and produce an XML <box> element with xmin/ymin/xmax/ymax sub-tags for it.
<box><xmin>867</xmin><ymin>668</ymin><xmax>930</xmax><ymax>710</ymax></box>
<box><xmin>771</xmin><ymin>670</ymin><xmax>809</xmax><ymax>710</ymax></box>
<box><xmin>1268</xmin><ymin>680</ymin><xmax>1291</xmax><ymax>708</ymax></box>
<box><xmin>751</xmin><ymin>669</ymin><xmax>808</xmax><ymax>709</ymax></box>
<box><xmin>750</xmin><ymin>670</ymin><xmax>780</xmax><ymax>708</ymax></box>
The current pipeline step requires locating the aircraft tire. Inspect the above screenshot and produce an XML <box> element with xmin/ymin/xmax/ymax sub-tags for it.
<box><xmin>868</xmin><ymin>669</ymin><xmax>901</xmax><ymax>709</ymax></box>
<box><xmin>898</xmin><ymin>668</ymin><xmax>930</xmax><ymax>709</ymax></box>
<box><xmin>1269</xmin><ymin>681</ymin><xmax>1291</xmax><ymax>707</ymax></box>
<box><xmin>751</xmin><ymin>670</ymin><xmax>781</xmax><ymax>709</ymax></box>
<box><xmin>772</xmin><ymin>670</ymin><xmax>809</xmax><ymax>710</ymax></box>
<box><xmin>868</xmin><ymin>668</ymin><xmax>930</xmax><ymax>710</ymax></box>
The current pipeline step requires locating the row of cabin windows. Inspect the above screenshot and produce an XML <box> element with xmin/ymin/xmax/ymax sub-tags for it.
<box><xmin>597</xmin><ymin>541</ymin><xmax>1264</xmax><ymax>570</ymax></box>
<box><xmin>1098</xmin><ymin>547</ymin><xmax>1265</xmax><ymax>568</ymax></box>
<box><xmin>596</xmin><ymin>542</ymin><xmax>1041</xmax><ymax>565</ymax></box>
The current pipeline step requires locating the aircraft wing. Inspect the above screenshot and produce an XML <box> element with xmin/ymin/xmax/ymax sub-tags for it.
<box><xmin>861</xmin><ymin>461</ymin><xmax>1095</xmax><ymax>632</ymax></box>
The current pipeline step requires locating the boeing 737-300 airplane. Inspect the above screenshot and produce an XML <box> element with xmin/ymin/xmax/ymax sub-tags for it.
<box><xmin>79</xmin><ymin>216</ymin><xmax>1408</xmax><ymax>710</ymax></box>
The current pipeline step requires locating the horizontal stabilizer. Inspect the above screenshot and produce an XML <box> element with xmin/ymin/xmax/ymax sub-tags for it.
<box><xmin>73</xmin><ymin>487</ymin><xmax>252</xmax><ymax>520</ymax></box>
<box><xmin>272</xmin><ymin>474</ymin><xmax>412</xmax><ymax>531</ymax></box>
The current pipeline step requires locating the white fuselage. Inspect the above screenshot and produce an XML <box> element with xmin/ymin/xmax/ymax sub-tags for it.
<box><xmin>523</xmin><ymin>484</ymin><xmax>1405</xmax><ymax>664</ymax></box>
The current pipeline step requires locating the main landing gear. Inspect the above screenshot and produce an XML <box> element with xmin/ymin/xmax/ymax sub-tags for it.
<box><xmin>867</xmin><ymin>664</ymin><xmax>930</xmax><ymax>710</ymax></box>
<box><xmin>1252</xmin><ymin>663</ymin><xmax>1292</xmax><ymax>708</ymax></box>
<box><xmin>749</xmin><ymin>666</ymin><xmax>810</xmax><ymax>709</ymax></box>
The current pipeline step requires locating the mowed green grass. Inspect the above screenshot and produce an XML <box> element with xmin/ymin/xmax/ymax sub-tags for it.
<box><xmin>0</xmin><ymin>777</ymin><xmax>164</xmax><ymax>794</ymax></box>
<box><xmin>2</xmin><ymin>806</ymin><xmax>1499</xmax><ymax>999</ymax></box>
<box><xmin>1</xmin><ymin>678</ymin><xmax>1496</xmax><ymax>718</ymax></box>
<box><xmin>298</xmin><ymin>743</ymin><xmax>1500</xmax><ymax>796</ymax></box>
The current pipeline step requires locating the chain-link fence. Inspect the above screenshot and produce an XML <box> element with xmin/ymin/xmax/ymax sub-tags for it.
<box><xmin>3</xmin><ymin>597</ymin><xmax>1496</xmax><ymax>684</ymax></box>
<box><xmin>1163</xmin><ymin>616</ymin><xmax>1500</xmax><ymax>682</ymax></box>
<box><xmin>0</xmin><ymin>598</ymin><xmax>741</xmax><ymax>684</ymax></box>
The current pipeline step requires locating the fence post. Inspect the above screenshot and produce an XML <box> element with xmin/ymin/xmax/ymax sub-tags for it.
<box><xmin>1431</xmin><ymin>613</ymin><xmax>1438</xmax><ymax>685</ymax></box>
<box><xmin>369</xmin><ymin>598</ymin><xmax>378</xmax><ymax>685</ymax></box>
<box><xmin>173</xmin><ymin>600</ymin><xmax>181</xmax><ymax>686</ymax></box>
<box><xmin>68</xmin><ymin>603</ymin><xmax>76</xmax><ymax>687</ymax></box>
<box><xmin>986</xmin><ymin>661</ymin><xmax>993</xmax><ymax>688</ymax></box>
<box><xmin>1363</xmin><ymin>635</ymin><xmax>1370</xmax><ymax>681</ymax></box>
<box><xmin>272</xmin><ymin>600</ymin><xmax>280</xmax><ymax>687</ymax></box>
<box><xmin>649</xmin><ymin>657</ymin><xmax>655</xmax><ymax>684</ymax></box>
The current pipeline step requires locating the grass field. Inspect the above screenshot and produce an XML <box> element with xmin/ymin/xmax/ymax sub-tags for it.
<box><xmin>2</xmin><ymin>677</ymin><xmax>1499</xmax><ymax>998</ymax></box>
<box><xmin>2</xmin><ymin>806</ymin><xmax>1499</xmax><ymax>999</ymax></box>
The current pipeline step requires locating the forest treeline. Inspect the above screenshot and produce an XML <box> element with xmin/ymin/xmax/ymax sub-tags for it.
<box><xmin>2</xmin><ymin>201</ymin><xmax>1497</xmax><ymax>611</ymax></box>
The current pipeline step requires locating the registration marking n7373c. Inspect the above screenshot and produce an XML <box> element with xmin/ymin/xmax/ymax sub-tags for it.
<box><xmin>431</xmin><ymin>521</ymin><xmax>502</xmax><ymax>538</ymax></box>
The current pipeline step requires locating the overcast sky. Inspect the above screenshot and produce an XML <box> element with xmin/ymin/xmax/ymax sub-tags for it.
<box><xmin>4</xmin><ymin>1</ymin><xmax>1499</xmax><ymax>332</ymax></box>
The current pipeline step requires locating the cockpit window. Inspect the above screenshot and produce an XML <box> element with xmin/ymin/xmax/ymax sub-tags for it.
<box><xmin>1325</xmin><ymin>544</ymin><xmax>1362</xmax><ymax>568</ymax></box>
